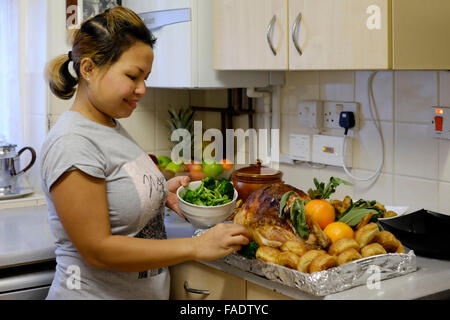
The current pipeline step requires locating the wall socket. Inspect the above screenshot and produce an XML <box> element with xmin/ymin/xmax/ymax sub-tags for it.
<box><xmin>298</xmin><ymin>101</ymin><xmax>323</xmax><ymax>129</ymax></box>
<box><xmin>289</xmin><ymin>134</ymin><xmax>311</xmax><ymax>161</ymax></box>
<box><xmin>323</xmin><ymin>101</ymin><xmax>359</xmax><ymax>134</ymax></box>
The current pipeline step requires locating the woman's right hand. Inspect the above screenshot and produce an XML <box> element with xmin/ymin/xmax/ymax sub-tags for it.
<box><xmin>192</xmin><ymin>223</ymin><xmax>251</xmax><ymax>261</ymax></box>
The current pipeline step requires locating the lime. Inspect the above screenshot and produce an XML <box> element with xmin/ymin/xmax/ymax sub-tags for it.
<box><xmin>157</xmin><ymin>156</ymin><xmax>171</xmax><ymax>168</ymax></box>
<box><xmin>165</xmin><ymin>161</ymin><xmax>184</xmax><ymax>173</ymax></box>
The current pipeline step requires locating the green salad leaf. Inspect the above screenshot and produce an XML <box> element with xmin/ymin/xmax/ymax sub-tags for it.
<box><xmin>181</xmin><ymin>177</ymin><xmax>234</xmax><ymax>206</ymax></box>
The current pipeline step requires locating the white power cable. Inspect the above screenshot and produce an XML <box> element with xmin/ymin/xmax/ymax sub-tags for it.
<box><xmin>341</xmin><ymin>71</ymin><xmax>384</xmax><ymax>181</ymax></box>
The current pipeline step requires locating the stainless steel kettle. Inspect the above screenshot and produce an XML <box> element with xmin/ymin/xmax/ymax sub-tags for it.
<box><xmin>0</xmin><ymin>143</ymin><xmax>36</xmax><ymax>196</ymax></box>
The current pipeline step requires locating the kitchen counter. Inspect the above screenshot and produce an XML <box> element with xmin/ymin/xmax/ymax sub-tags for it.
<box><xmin>0</xmin><ymin>205</ymin><xmax>56</xmax><ymax>268</ymax></box>
<box><xmin>2</xmin><ymin>205</ymin><xmax>450</xmax><ymax>299</ymax></box>
<box><xmin>165</xmin><ymin>211</ymin><xmax>450</xmax><ymax>300</ymax></box>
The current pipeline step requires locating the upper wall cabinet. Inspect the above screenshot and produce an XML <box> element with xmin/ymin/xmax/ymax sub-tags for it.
<box><xmin>213</xmin><ymin>0</ymin><xmax>288</xmax><ymax>70</ymax></box>
<box><xmin>214</xmin><ymin>0</ymin><xmax>389</xmax><ymax>70</ymax></box>
<box><xmin>214</xmin><ymin>0</ymin><xmax>450</xmax><ymax>70</ymax></box>
<box><xmin>289</xmin><ymin>0</ymin><xmax>390</xmax><ymax>70</ymax></box>
<box><xmin>123</xmin><ymin>0</ymin><xmax>271</xmax><ymax>88</ymax></box>
<box><xmin>392</xmin><ymin>0</ymin><xmax>450</xmax><ymax>70</ymax></box>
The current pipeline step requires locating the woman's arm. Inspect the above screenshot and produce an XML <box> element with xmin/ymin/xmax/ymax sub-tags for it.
<box><xmin>50</xmin><ymin>169</ymin><xmax>250</xmax><ymax>272</ymax></box>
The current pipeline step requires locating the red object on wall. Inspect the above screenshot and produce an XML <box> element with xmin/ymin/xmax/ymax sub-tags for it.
<box><xmin>434</xmin><ymin>116</ymin><xmax>443</xmax><ymax>132</ymax></box>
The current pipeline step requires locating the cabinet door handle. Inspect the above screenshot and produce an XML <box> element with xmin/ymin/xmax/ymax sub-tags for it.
<box><xmin>292</xmin><ymin>12</ymin><xmax>303</xmax><ymax>56</ymax></box>
<box><xmin>266</xmin><ymin>15</ymin><xmax>277</xmax><ymax>56</ymax></box>
<box><xmin>183</xmin><ymin>281</ymin><xmax>210</xmax><ymax>295</ymax></box>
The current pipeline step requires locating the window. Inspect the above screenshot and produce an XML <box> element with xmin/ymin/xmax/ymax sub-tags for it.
<box><xmin>0</xmin><ymin>0</ymin><xmax>22</xmax><ymax>144</ymax></box>
<box><xmin>0</xmin><ymin>0</ymin><xmax>47</xmax><ymax>191</ymax></box>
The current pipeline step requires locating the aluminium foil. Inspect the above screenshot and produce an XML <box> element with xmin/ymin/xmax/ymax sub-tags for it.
<box><xmin>220</xmin><ymin>250</ymin><xmax>417</xmax><ymax>297</ymax></box>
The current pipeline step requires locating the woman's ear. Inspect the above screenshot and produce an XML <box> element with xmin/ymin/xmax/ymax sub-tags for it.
<box><xmin>79</xmin><ymin>57</ymin><xmax>95</xmax><ymax>81</ymax></box>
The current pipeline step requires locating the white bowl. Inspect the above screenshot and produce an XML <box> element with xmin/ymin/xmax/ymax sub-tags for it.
<box><xmin>176</xmin><ymin>180</ymin><xmax>238</xmax><ymax>229</ymax></box>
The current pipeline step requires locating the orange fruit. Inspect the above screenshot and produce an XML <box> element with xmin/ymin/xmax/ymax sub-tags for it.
<box><xmin>304</xmin><ymin>199</ymin><xmax>336</xmax><ymax>229</ymax></box>
<box><xmin>323</xmin><ymin>222</ymin><xmax>355</xmax><ymax>243</ymax></box>
<box><xmin>190</xmin><ymin>170</ymin><xmax>207</xmax><ymax>181</ymax></box>
<box><xmin>219</xmin><ymin>158</ymin><xmax>233</xmax><ymax>170</ymax></box>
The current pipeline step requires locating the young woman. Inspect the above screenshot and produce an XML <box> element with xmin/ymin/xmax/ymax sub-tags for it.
<box><xmin>42</xmin><ymin>7</ymin><xmax>250</xmax><ymax>300</ymax></box>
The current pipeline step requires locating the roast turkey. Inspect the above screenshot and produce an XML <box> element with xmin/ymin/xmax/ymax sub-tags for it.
<box><xmin>233</xmin><ymin>182</ymin><xmax>311</xmax><ymax>248</ymax></box>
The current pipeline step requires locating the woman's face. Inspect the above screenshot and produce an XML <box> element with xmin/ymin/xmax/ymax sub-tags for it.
<box><xmin>87</xmin><ymin>41</ymin><xmax>154</xmax><ymax>120</ymax></box>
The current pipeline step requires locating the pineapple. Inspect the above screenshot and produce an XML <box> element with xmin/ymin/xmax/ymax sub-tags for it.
<box><xmin>167</xmin><ymin>106</ymin><xmax>195</xmax><ymax>160</ymax></box>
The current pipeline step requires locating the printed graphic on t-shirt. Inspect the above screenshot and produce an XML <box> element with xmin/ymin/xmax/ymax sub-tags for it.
<box><xmin>122</xmin><ymin>153</ymin><xmax>168</xmax><ymax>233</ymax></box>
<box><xmin>123</xmin><ymin>153</ymin><xmax>169</xmax><ymax>279</ymax></box>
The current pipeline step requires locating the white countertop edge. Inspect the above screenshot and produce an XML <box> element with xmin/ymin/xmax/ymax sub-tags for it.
<box><xmin>0</xmin><ymin>249</ymin><xmax>56</xmax><ymax>269</ymax></box>
<box><xmin>0</xmin><ymin>192</ymin><xmax>46</xmax><ymax>210</ymax></box>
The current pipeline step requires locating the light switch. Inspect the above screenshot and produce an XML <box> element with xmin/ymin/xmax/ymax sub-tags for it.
<box><xmin>431</xmin><ymin>107</ymin><xmax>450</xmax><ymax>139</ymax></box>
<box><xmin>434</xmin><ymin>116</ymin><xmax>443</xmax><ymax>131</ymax></box>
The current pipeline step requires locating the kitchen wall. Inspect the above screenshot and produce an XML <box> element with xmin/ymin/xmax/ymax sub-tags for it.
<box><xmin>48</xmin><ymin>87</ymin><xmax>226</xmax><ymax>156</ymax></box>
<box><xmin>15</xmin><ymin>0</ymin><xmax>224</xmax><ymax>199</ymax></box>
<box><xmin>253</xmin><ymin>70</ymin><xmax>450</xmax><ymax>215</ymax></box>
<box><xmin>18</xmin><ymin>1</ymin><xmax>450</xmax><ymax>217</ymax></box>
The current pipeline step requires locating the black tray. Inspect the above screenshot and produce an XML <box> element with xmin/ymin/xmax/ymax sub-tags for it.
<box><xmin>379</xmin><ymin>209</ymin><xmax>450</xmax><ymax>260</ymax></box>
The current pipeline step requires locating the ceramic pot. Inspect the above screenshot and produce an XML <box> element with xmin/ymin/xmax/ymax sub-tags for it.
<box><xmin>231</xmin><ymin>160</ymin><xmax>283</xmax><ymax>202</ymax></box>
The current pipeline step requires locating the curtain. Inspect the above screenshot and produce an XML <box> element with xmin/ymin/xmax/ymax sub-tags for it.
<box><xmin>0</xmin><ymin>0</ymin><xmax>47</xmax><ymax>191</ymax></box>
<box><xmin>0</xmin><ymin>0</ymin><xmax>23</xmax><ymax>145</ymax></box>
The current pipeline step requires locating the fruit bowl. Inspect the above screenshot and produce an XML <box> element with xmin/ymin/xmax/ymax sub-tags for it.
<box><xmin>176</xmin><ymin>180</ymin><xmax>238</xmax><ymax>229</ymax></box>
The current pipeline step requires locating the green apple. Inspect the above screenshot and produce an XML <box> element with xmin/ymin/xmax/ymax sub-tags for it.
<box><xmin>202</xmin><ymin>159</ymin><xmax>224</xmax><ymax>177</ymax></box>
<box><xmin>165</xmin><ymin>161</ymin><xmax>187</xmax><ymax>174</ymax></box>
<box><xmin>157</xmin><ymin>156</ymin><xmax>171</xmax><ymax>168</ymax></box>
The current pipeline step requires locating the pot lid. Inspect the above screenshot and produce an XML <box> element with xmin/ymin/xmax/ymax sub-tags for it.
<box><xmin>232</xmin><ymin>159</ymin><xmax>283</xmax><ymax>182</ymax></box>
<box><xmin>0</xmin><ymin>142</ymin><xmax>17</xmax><ymax>156</ymax></box>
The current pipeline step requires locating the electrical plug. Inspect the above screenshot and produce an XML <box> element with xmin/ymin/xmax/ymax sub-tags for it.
<box><xmin>339</xmin><ymin>111</ymin><xmax>355</xmax><ymax>135</ymax></box>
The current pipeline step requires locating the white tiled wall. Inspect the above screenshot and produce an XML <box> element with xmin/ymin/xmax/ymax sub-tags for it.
<box><xmin>14</xmin><ymin>0</ymin><xmax>450</xmax><ymax>217</ymax></box>
<box><xmin>48</xmin><ymin>88</ymin><xmax>225</xmax><ymax>158</ymax></box>
<box><xmin>268</xmin><ymin>70</ymin><xmax>450</xmax><ymax>215</ymax></box>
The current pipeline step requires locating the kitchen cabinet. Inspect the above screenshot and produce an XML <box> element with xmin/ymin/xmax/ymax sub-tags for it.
<box><xmin>169</xmin><ymin>261</ymin><xmax>246</xmax><ymax>300</ymax></box>
<box><xmin>288</xmin><ymin>0</ymin><xmax>390</xmax><ymax>70</ymax></box>
<box><xmin>392</xmin><ymin>0</ymin><xmax>450</xmax><ymax>69</ymax></box>
<box><xmin>214</xmin><ymin>0</ymin><xmax>389</xmax><ymax>70</ymax></box>
<box><xmin>246</xmin><ymin>282</ymin><xmax>293</xmax><ymax>300</ymax></box>
<box><xmin>214</xmin><ymin>0</ymin><xmax>450</xmax><ymax>70</ymax></box>
<box><xmin>123</xmin><ymin>0</ymin><xmax>272</xmax><ymax>88</ymax></box>
<box><xmin>213</xmin><ymin>0</ymin><xmax>288</xmax><ymax>70</ymax></box>
<box><xmin>170</xmin><ymin>261</ymin><xmax>292</xmax><ymax>300</ymax></box>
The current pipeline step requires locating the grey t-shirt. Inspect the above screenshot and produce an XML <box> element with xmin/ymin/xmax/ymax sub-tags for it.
<box><xmin>40</xmin><ymin>111</ymin><xmax>169</xmax><ymax>300</ymax></box>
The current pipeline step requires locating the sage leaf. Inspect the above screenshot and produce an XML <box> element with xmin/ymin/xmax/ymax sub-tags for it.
<box><xmin>279</xmin><ymin>191</ymin><xmax>296</xmax><ymax>219</ymax></box>
<box><xmin>290</xmin><ymin>199</ymin><xmax>310</xmax><ymax>239</ymax></box>
<box><xmin>308</xmin><ymin>177</ymin><xmax>353</xmax><ymax>200</ymax></box>
<box><xmin>338</xmin><ymin>208</ymin><xmax>378</xmax><ymax>227</ymax></box>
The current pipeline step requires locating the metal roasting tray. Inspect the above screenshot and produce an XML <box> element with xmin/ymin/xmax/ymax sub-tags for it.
<box><xmin>220</xmin><ymin>250</ymin><xmax>417</xmax><ymax>296</ymax></box>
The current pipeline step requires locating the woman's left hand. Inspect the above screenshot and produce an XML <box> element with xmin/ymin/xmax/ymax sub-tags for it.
<box><xmin>166</xmin><ymin>175</ymin><xmax>191</xmax><ymax>219</ymax></box>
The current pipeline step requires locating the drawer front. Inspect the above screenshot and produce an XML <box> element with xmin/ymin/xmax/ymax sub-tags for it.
<box><xmin>246</xmin><ymin>281</ymin><xmax>293</xmax><ymax>300</ymax></box>
<box><xmin>169</xmin><ymin>261</ymin><xmax>246</xmax><ymax>300</ymax></box>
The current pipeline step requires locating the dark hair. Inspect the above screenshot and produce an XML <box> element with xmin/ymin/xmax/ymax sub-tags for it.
<box><xmin>45</xmin><ymin>6</ymin><xmax>156</xmax><ymax>100</ymax></box>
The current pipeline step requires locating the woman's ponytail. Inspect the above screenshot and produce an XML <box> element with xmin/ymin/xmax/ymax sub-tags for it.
<box><xmin>45</xmin><ymin>53</ymin><xmax>78</xmax><ymax>100</ymax></box>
